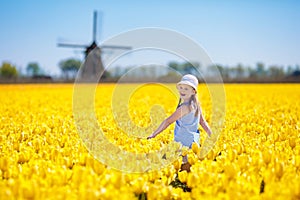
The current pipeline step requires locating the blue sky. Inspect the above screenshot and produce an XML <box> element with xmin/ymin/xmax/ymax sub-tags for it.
<box><xmin>0</xmin><ymin>0</ymin><xmax>299</xmax><ymax>75</ymax></box>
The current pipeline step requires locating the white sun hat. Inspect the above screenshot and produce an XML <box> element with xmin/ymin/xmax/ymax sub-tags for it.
<box><xmin>177</xmin><ymin>74</ymin><xmax>199</xmax><ymax>91</ymax></box>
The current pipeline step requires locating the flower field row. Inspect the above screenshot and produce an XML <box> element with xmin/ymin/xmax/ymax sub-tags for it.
<box><xmin>0</xmin><ymin>84</ymin><xmax>299</xmax><ymax>199</ymax></box>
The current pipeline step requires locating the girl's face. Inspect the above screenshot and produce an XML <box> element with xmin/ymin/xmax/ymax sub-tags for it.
<box><xmin>177</xmin><ymin>84</ymin><xmax>196</xmax><ymax>101</ymax></box>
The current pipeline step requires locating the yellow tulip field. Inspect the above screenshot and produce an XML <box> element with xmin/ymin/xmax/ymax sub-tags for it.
<box><xmin>0</xmin><ymin>83</ymin><xmax>299</xmax><ymax>199</ymax></box>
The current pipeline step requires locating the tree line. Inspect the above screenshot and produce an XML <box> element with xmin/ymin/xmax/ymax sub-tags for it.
<box><xmin>0</xmin><ymin>58</ymin><xmax>82</xmax><ymax>80</ymax></box>
<box><xmin>0</xmin><ymin>59</ymin><xmax>299</xmax><ymax>82</ymax></box>
<box><xmin>213</xmin><ymin>62</ymin><xmax>300</xmax><ymax>80</ymax></box>
<box><xmin>166</xmin><ymin>61</ymin><xmax>300</xmax><ymax>80</ymax></box>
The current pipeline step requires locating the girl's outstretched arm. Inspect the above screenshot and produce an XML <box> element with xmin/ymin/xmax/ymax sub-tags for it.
<box><xmin>147</xmin><ymin>105</ymin><xmax>189</xmax><ymax>139</ymax></box>
<box><xmin>199</xmin><ymin>111</ymin><xmax>212</xmax><ymax>137</ymax></box>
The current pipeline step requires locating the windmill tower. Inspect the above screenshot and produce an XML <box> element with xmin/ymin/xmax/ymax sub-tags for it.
<box><xmin>57</xmin><ymin>10</ymin><xmax>131</xmax><ymax>81</ymax></box>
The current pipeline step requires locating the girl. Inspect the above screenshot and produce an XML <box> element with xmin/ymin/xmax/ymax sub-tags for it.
<box><xmin>147</xmin><ymin>74</ymin><xmax>212</xmax><ymax>167</ymax></box>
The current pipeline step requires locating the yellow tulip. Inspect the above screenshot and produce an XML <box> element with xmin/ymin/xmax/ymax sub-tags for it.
<box><xmin>263</xmin><ymin>168</ymin><xmax>275</xmax><ymax>183</ymax></box>
<box><xmin>178</xmin><ymin>170</ymin><xmax>188</xmax><ymax>183</ymax></box>
<box><xmin>274</xmin><ymin>160</ymin><xmax>284</xmax><ymax>179</ymax></box>
<box><xmin>192</xmin><ymin>142</ymin><xmax>200</xmax><ymax>155</ymax></box>
<box><xmin>224</xmin><ymin>163</ymin><xmax>237</xmax><ymax>179</ymax></box>
<box><xmin>289</xmin><ymin>137</ymin><xmax>296</xmax><ymax>149</ymax></box>
<box><xmin>13</xmin><ymin>140</ymin><xmax>20</xmax><ymax>152</ymax></box>
<box><xmin>0</xmin><ymin>84</ymin><xmax>299</xmax><ymax>199</ymax></box>
<box><xmin>206</xmin><ymin>149</ymin><xmax>215</xmax><ymax>160</ymax></box>
<box><xmin>227</xmin><ymin>149</ymin><xmax>237</xmax><ymax>162</ymax></box>
<box><xmin>188</xmin><ymin>153</ymin><xmax>198</xmax><ymax>165</ymax></box>
<box><xmin>18</xmin><ymin>152</ymin><xmax>29</xmax><ymax>164</ymax></box>
<box><xmin>147</xmin><ymin>184</ymin><xmax>160</xmax><ymax>200</ymax></box>
<box><xmin>262</xmin><ymin>149</ymin><xmax>272</xmax><ymax>165</ymax></box>
<box><xmin>187</xmin><ymin>172</ymin><xmax>199</xmax><ymax>188</ymax></box>
<box><xmin>236</xmin><ymin>143</ymin><xmax>245</xmax><ymax>155</ymax></box>
<box><xmin>295</xmin><ymin>155</ymin><xmax>300</xmax><ymax>169</ymax></box>
<box><xmin>273</xmin><ymin>132</ymin><xmax>279</xmax><ymax>142</ymax></box>
<box><xmin>173</xmin><ymin>158</ymin><xmax>182</xmax><ymax>171</ymax></box>
<box><xmin>0</xmin><ymin>157</ymin><xmax>9</xmax><ymax>172</ymax></box>
<box><xmin>237</xmin><ymin>154</ymin><xmax>249</xmax><ymax>170</ymax></box>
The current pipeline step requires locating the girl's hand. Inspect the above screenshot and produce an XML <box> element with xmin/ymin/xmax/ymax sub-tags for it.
<box><xmin>147</xmin><ymin>134</ymin><xmax>156</xmax><ymax>139</ymax></box>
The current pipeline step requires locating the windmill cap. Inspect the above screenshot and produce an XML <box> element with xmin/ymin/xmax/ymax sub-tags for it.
<box><xmin>177</xmin><ymin>74</ymin><xmax>198</xmax><ymax>91</ymax></box>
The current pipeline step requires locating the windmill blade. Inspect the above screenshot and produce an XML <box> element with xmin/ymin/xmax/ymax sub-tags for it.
<box><xmin>93</xmin><ymin>10</ymin><xmax>103</xmax><ymax>43</ymax></box>
<box><xmin>93</xmin><ymin>10</ymin><xmax>97</xmax><ymax>42</ymax></box>
<box><xmin>73</xmin><ymin>49</ymin><xmax>86</xmax><ymax>56</ymax></box>
<box><xmin>101</xmin><ymin>45</ymin><xmax>132</xmax><ymax>50</ymax></box>
<box><xmin>57</xmin><ymin>43</ymin><xmax>88</xmax><ymax>48</ymax></box>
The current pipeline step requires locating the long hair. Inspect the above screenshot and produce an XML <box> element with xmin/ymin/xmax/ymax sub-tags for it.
<box><xmin>189</xmin><ymin>94</ymin><xmax>200</xmax><ymax>117</ymax></box>
<box><xmin>176</xmin><ymin>91</ymin><xmax>200</xmax><ymax>117</ymax></box>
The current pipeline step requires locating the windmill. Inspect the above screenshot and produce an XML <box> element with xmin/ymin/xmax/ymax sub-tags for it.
<box><xmin>57</xmin><ymin>10</ymin><xmax>131</xmax><ymax>81</ymax></box>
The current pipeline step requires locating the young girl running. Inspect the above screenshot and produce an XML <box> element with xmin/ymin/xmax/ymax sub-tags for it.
<box><xmin>147</xmin><ymin>74</ymin><xmax>212</xmax><ymax>168</ymax></box>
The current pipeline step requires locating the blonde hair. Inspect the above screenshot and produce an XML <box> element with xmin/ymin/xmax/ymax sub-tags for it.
<box><xmin>189</xmin><ymin>94</ymin><xmax>200</xmax><ymax>117</ymax></box>
<box><xmin>177</xmin><ymin>90</ymin><xmax>200</xmax><ymax>117</ymax></box>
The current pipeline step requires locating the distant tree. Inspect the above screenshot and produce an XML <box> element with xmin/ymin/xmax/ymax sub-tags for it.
<box><xmin>293</xmin><ymin>65</ymin><xmax>300</xmax><ymax>76</ymax></box>
<box><xmin>236</xmin><ymin>63</ymin><xmax>245</xmax><ymax>78</ymax></box>
<box><xmin>292</xmin><ymin>70</ymin><xmax>300</xmax><ymax>77</ymax></box>
<box><xmin>228</xmin><ymin>66</ymin><xmax>237</xmax><ymax>78</ymax></box>
<box><xmin>111</xmin><ymin>66</ymin><xmax>122</xmax><ymax>77</ymax></box>
<box><xmin>286</xmin><ymin>65</ymin><xmax>294</xmax><ymax>76</ymax></box>
<box><xmin>182</xmin><ymin>61</ymin><xmax>200</xmax><ymax>74</ymax></box>
<box><xmin>291</xmin><ymin>65</ymin><xmax>300</xmax><ymax>77</ymax></box>
<box><xmin>168</xmin><ymin>61</ymin><xmax>181</xmax><ymax>72</ymax></box>
<box><xmin>0</xmin><ymin>62</ymin><xmax>18</xmax><ymax>78</ymax></box>
<box><xmin>168</xmin><ymin>61</ymin><xmax>200</xmax><ymax>74</ymax></box>
<box><xmin>26</xmin><ymin>62</ymin><xmax>41</xmax><ymax>76</ymax></box>
<box><xmin>256</xmin><ymin>62</ymin><xmax>267</xmax><ymax>77</ymax></box>
<box><xmin>181</xmin><ymin>62</ymin><xmax>191</xmax><ymax>74</ymax></box>
<box><xmin>59</xmin><ymin>58</ymin><xmax>82</xmax><ymax>79</ymax></box>
<box><xmin>268</xmin><ymin>65</ymin><xmax>284</xmax><ymax>78</ymax></box>
<box><xmin>215</xmin><ymin>64</ymin><xmax>223</xmax><ymax>76</ymax></box>
<box><xmin>247</xmin><ymin>66</ymin><xmax>257</xmax><ymax>78</ymax></box>
<box><xmin>215</xmin><ymin>64</ymin><xmax>230</xmax><ymax>79</ymax></box>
